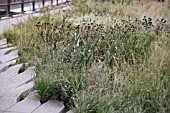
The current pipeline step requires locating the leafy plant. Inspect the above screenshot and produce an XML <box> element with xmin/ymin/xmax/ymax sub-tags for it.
<box><xmin>3</xmin><ymin>30</ymin><xmax>19</xmax><ymax>45</ymax></box>
<box><xmin>1</xmin><ymin>1</ymin><xmax>170</xmax><ymax>113</ymax></box>
<box><xmin>34</xmin><ymin>75</ymin><xmax>53</xmax><ymax>104</ymax></box>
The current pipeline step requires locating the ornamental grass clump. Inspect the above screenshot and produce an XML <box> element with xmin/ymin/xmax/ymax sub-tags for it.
<box><xmin>34</xmin><ymin>75</ymin><xmax>53</xmax><ymax>104</ymax></box>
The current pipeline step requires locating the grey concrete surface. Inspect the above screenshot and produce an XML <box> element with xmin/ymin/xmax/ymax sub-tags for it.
<box><xmin>0</xmin><ymin>5</ymin><xmax>71</xmax><ymax>34</ymax></box>
<box><xmin>0</xmin><ymin>64</ymin><xmax>23</xmax><ymax>79</ymax></box>
<box><xmin>0</xmin><ymin>60</ymin><xmax>17</xmax><ymax>72</ymax></box>
<box><xmin>0</xmin><ymin>46</ymin><xmax>16</xmax><ymax>57</ymax></box>
<box><xmin>0</xmin><ymin>44</ymin><xmax>12</xmax><ymax>49</ymax></box>
<box><xmin>0</xmin><ymin>95</ymin><xmax>17</xmax><ymax>111</ymax></box>
<box><xmin>0</xmin><ymin>39</ymin><xmax>7</xmax><ymax>46</ymax></box>
<box><xmin>32</xmin><ymin>100</ymin><xmax>64</xmax><ymax>113</ymax></box>
<box><xmin>7</xmin><ymin>92</ymin><xmax>41</xmax><ymax>113</ymax></box>
<box><xmin>0</xmin><ymin>50</ymin><xmax>18</xmax><ymax>63</ymax></box>
<box><xmin>0</xmin><ymin>38</ymin><xmax>36</xmax><ymax>113</ymax></box>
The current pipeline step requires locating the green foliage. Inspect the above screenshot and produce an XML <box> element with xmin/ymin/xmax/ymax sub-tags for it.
<box><xmin>2</xmin><ymin>2</ymin><xmax>170</xmax><ymax>112</ymax></box>
<box><xmin>51</xmin><ymin>73</ymin><xmax>85</xmax><ymax>107</ymax></box>
<box><xmin>74</xmin><ymin>63</ymin><xmax>170</xmax><ymax>113</ymax></box>
<box><xmin>34</xmin><ymin>75</ymin><xmax>54</xmax><ymax>104</ymax></box>
<box><xmin>0</xmin><ymin>34</ymin><xmax>3</xmax><ymax>39</ymax></box>
<box><xmin>2</xmin><ymin>30</ymin><xmax>19</xmax><ymax>45</ymax></box>
<box><xmin>34</xmin><ymin>56</ymin><xmax>87</xmax><ymax>107</ymax></box>
<box><xmin>92</xmin><ymin>0</ymin><xmax>133</xmax><ymax>4</ymax></box>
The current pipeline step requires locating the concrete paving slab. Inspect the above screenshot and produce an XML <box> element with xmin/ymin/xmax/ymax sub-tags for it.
<box><xmin>67</xmin><ymin>110</ymin><xmax>74</xmax><ymax>113</ymax></box>
<box><xmin>15</xmin><ymin>81</ymin><xmax>34</xmax><ymax>94</ymax></box>
<box><xmin>0</xmin><ymin>67</ymin><xmax>35</xmax><ymax>95</ymax></box>
<box><xmin>0</xmin><ymin>44</ymin><xmax>12</xmax><ymax>49</ymax></box>
<box><xmin>0</xmin><ymin>85</ymin><xmax>14</xmax><ymax>98</ymax></box>
<box><xmin>4</xmin><ymin>111</ymin><xmax>26</xmax><ymax>113</ymax></box>
<box><xmin>32</xmin><ymin>100</ymin><xmax>64</xmax><ymax>113</ymax></box>
<box><xmin>10</xmin><ymin>67</ymin><xmax>35</xmax><ymax>87</ymax></box>
<box><xmin>0</xmin><ymin>95</ymin><xmax>17</xmax><ymax>111</ymax></box>
<box><xmin>0</xmin><ymin>82</ymin><xmax>33</xmax><ymax>102</ymax></box>
<box><xmin>0</xmin><ymin>47</ymin><xmax>17</xmax><ymax>57</ymax></box>
<box><xmin>0</xmin><ymin>64</ymin><xmax>22</xmax><ymax>79</ymax></box>
<box><xmin>0</xmin><ymin>110</ymin><xmax>4</xmax><ymax>113</ymax></box>
<box><xmin>0</xmin><ymin>64</ymin><xmax>34</xmax><ymax>98</ymax></box>
<box><xmin>15</xmin><ymin>82</ymin><xmax>34</xmax><ymax>101</ymax></box>
<box><xmin>0</xmin><ymin>81</ymin><xmax>34</xmax><ymax>103</ymax></box>
<box><xmin>0</xmin><ymin>88</ymin><xmax>18</xmax><ymax>99</ymax></box>
<box><xmin>7</xmin><ymin>92</ymin><xmax>41</xmax><ymax>113</ymax></box>
<box><xmin>0</xmin><ymin>60</ymin><xmax>16</xmax><ymax>72</ymax></box>
<box><xmin>0</xmin><ymin>91</ymin><xmax>8</xmax><ymax>99</ymax></box>
<box><xmin>0</xmin><ymin>50</ymin><xmax>18</xmax><ymax>63</ymax></box>
<box><xmin>0</xmin><ymin>39</ymin><xmax>7</xmax><ymax>46</ymax></box>
<box><xmin>0</xmin><ymin>85</ymin><xmax>17</xmax><ymax>100</ymax></box>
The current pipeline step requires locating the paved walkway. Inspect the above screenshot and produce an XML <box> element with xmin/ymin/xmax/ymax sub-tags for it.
<box><xmin>0</xmin><ymin>4</ymin><xmax>72</xmax><ymax>34</ymax></box>
<box><xmin>10</xmin><ymin>0</ymin><xmax>68</xmax><ymax>13</ymax></box>
<box><xmin>0</xmin><ymin>39</ymin><xmax>73</xmax><ymax>113</ymax></box>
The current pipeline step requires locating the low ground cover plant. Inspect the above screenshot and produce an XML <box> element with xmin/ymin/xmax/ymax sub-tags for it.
<box><xmin>1</xmin><ymin>0</ymin><xmax>170</xmax><ymax>112</ymax></box>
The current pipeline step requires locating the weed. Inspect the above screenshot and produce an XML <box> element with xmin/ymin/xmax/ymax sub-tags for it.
<box><xmin>34</xmin><ymin>75</ymin><xmax>53</xmax><ymax>104</ymax></box>
<box><xmin>2</xmin><ymin>30</ymin><xmax>19</xmax><ymax>45</ymax></box>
